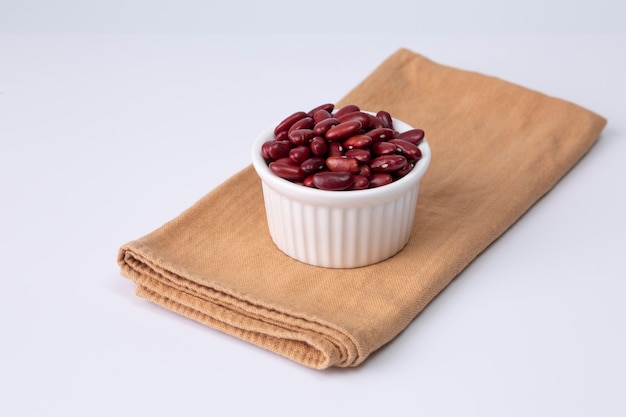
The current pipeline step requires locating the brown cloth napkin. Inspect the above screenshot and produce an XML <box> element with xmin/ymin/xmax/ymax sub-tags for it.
<box><xmin>118</xmin><ymin>48</ymin><xmax>606</xmax><ymax>369</ymax></box>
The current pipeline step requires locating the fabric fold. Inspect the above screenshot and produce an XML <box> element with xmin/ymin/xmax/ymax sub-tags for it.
<box><xmin>119</xmin><ymin>230</ymin><xmax>363</xmax><ymax>369</ymax></box>
<box><xmin>118</xmin><ymin>48</ymin><xmax>607</xmax><ymax>369</ymax></box>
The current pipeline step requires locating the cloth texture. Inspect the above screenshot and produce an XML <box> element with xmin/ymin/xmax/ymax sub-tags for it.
<box><xmin>118</xmin><ymin>48</ymin><xmax>607</xmax><ymax>369</ymax></box>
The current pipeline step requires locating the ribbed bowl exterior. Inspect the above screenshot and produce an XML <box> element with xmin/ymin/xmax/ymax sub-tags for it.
<box><xmin>261</xmin><ymin>182</ymin><xmax>419</xmax><ymax>268</ymax></box>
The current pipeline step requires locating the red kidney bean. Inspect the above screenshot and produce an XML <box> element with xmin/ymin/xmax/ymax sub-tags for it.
<box><xmin>267</xmin><ymin>140</ymin><xmax>293</xmax><ymax>160</ymax></box>
<box><xmin>312</xmin><ymin>171</ymin><xmax>355</xmax><ymax>191</ymax></box>
<box><xmin>394</xmin><ymin>161</ymin><xmax>414</xmax><ymax>179</ymax></box>
<box><xmin>397</xmin><ymin>128</ymin><xmax>425</xmax><ymax>145</ymax></box>
<box><xmin>328</xmin><ymin>142</ymin><xmax>343</xmax><ymax>157</ymax></box>
<box><xmin>313</xmin><ymin>118</ymin><xmax>340</xmax><ymax>136</ymax></box>
<box><xmin>358</xmin><ymin>164</ymin><xmax>371</xmax><ymax>177</ymax></box>
<box><xmin>313</xmin><ymin>109</ymin><xmax>331</xmax><ymax>123</ymax></box>
<box><xmin>303</xmin><ymin>175</ymin><xmax>315</xmax><ymax>187</ymax></box>
<box><xmin>273</xmin><ymin>157</ymin><xmax>295</xmax><ymax>165</ymax></box>
<box><xmin>368</xmin><ymin>173</ymin><xmax>393</xmax><ymax>188</ymax></box>
<box><xmin>288</xmin><ymin>116</ymin><xmax>314</xmax><ymax>134</ymax></box>
<box><xmin>326</xmin><ymin>156</ymin><xmax>360</xmax><ymax>174</ymax></box>
<box><xmin>365</xmin><ymin>127</ymin><xmax>395</xmax><ymax>142</ymax></box>
<box><xmin>269</xmin><ymin>161</ymin><xmax>305</xmax><ymax>181</ymax></box>
<box><xmin>343</xmin><ymin>134</ymin><xmax>372</xmax><ymax>150</ymax></box>
<box><xmin>307</xmin><ymin>103</ymin><xmax>335</xmax><ymax>117</ymax></box>
<box><xmin>389</xmin><ymin>138</ymin><xmax>422</xmax><ymax>161</ymax></box>
<box><xmin>261</xmin><ymin>141</ymin><xmax>273</xmax><ymax>160</ymax></box>
<box><xmin>289</xmin><ymin>146</ymin><xmax>311</xmax><ymax>165</ymax></box>
<box><xmin>350</xmin><ymin>175</ymin><xmax>369</xmax><ymax>190</ymax></box>
<box><xmin>288</xmin><ymin>129</ymin><xmax>315</xmax><ymax>146</ymax></box>
<box><xmin>345</xmin><ymin>148</ymin><xmax>371</xmax><ymax>162</ymax></box>
<box><xmin>369</xmin><ymin>155</ymin><xmax>408</xmax><ymax>173</ymax></box>
<box><xmin>300</xmin><ymin>157</ymin><xmax>327</xmax><ymax>175</ymax></box>
<box><xmin>367</xmin><ymin>114</ymin><xmax>385</xmax><ymax>129</ymax></box>
<box><xmin>376</xmin><ymin>110</ymin><xmax>393</xmax><ymax>129</ymax></box>
<box><xmin>275</xmin><ymin>130</ymin><xmax>289</xmax><ymax>142</ymax></box>
<box><xmin>325</xmin><ymin>120</ymin><xmax>363</xmax><ymax>141</ymax></box>
<box><xmin>310</xmin><ymin>136</ymin><xmax>328</xmax><ymax>157</ymax></box>
<box><xmin>371</xmin><ymin>141</ymin><xmax>397</xmax><ymax>156</ymax></box>
<box><xmin>333</xmin><ymin>104</ymin><xmax>360</xmax><ymax>119</ymax></box>
<box><xmin>274</xmin><ymin>111</ymin><xmax>308</xmax><ymax>135</ymax></box>
<box><xmin>336</xmin><ymin>111</ymin><xmax>371</xmax><ymax>129</ymax></box>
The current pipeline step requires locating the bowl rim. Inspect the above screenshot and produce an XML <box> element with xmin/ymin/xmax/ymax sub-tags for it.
<box><xmin>251</xmin><ymin>115</ymin><xmax>431</xmax><ymax>206</ymax></box>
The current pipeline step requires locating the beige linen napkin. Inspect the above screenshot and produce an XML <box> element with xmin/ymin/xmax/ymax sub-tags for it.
<box><xmin>118</xmin><ymin>48</ymin><xmax>606</xmax><ymax>369</ymax></box>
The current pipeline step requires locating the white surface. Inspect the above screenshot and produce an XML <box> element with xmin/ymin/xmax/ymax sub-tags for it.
<box><xmin>1</xmin><ymin>1</ymin><xmax>625</xmax><ymax>416</ymax></box>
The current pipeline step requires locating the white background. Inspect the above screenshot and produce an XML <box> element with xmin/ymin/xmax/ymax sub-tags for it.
<box><xmin>1</xmin><ymin>1</ymin><xmax>625</xmax><ymax>416</ymax></box>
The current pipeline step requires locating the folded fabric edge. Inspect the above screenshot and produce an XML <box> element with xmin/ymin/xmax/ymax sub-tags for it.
<box><xmin>117</xmin><ymin>244</ymin><xmax>364</xmax><ymax>370</ymax></box>
<box><xmin>341</xmin><ymin>47</ymin><xmax>609</xmax><ymax>126</ymax></box>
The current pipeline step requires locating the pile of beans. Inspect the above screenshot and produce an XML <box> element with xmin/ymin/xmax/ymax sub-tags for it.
<box><xmin>261</xmin><ymin>103</ymin><xmax>425</xmax><ymax>191</ymax></box>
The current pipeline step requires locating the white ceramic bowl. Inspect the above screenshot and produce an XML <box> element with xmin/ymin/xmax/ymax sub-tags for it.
<box><xmin>251</xmin><ymin>116</ymin><xmax>431</xmax><ymax>268</ymax></box>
